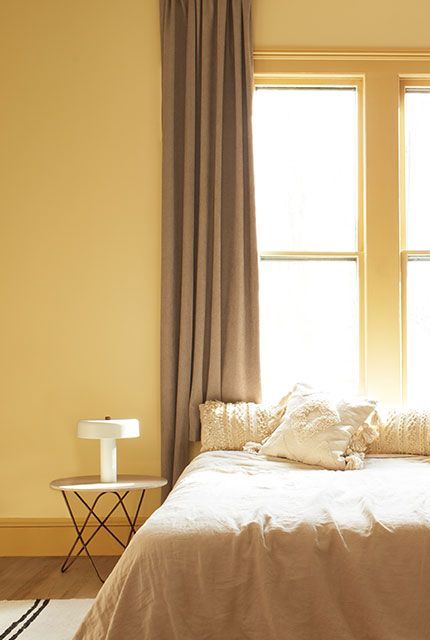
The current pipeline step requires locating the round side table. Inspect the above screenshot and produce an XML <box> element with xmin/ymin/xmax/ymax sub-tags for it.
<box><xmin>50</xmin><ymin>475</ymin><xmax>167</xmax><ymax>582</ymax></box>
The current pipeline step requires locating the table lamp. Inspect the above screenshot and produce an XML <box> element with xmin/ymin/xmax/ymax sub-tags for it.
<box><xmin>77</xmin><ymin>417</ymin><xmax>140</xmax><ymax>482</ymax></box>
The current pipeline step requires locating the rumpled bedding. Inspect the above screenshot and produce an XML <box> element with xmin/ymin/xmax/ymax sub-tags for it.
<box><xmin>73</xmin><ymin>451</ymin><xmax>430</xmax><ymax>640</ymax></box>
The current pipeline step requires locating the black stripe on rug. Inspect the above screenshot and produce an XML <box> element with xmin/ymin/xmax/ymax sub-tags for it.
<box><xmin>0</xmin><ymin>600</ymin><xmax>41</xmax><ymax>640</ymax></box>
<box><xmin>0</xmin><ymin>599</ymin><xmax>50</xmax><ymax>640</ymax></box>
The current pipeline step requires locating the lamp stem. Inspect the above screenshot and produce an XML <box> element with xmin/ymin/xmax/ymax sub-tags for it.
<box><xmin>100</xmin><ymin>438</ymin><xmax>117</xmax><ymax>482</ymax></box>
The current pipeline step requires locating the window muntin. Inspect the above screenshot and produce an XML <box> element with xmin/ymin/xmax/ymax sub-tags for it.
<box><xmin>253</xmin><ymin>83</ymin><xmax>361</xmax><ymax>402</ymax></box>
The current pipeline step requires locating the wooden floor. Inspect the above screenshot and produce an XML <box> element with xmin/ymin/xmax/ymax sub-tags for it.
<box><xmin>0</xmin><ymin>557</ymin><xmax>119</xmax><ymax>599</ymax></box>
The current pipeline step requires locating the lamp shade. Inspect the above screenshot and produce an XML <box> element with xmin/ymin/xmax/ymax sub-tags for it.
<box><xmin>77</xmin><ymin>418</ymin><xmax>140</xmax><ymax>440</ymax></box>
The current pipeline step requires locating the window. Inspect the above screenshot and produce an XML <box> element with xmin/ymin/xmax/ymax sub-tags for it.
<box><xmin>253</xmin><ymin>82</ymin><xmax>363</xmax><ymax>402</ymax></box>
<box><xmin>252</xmin><ymin>55</ymin><xmax>430</xmax><ymax>407</ymax></box>
<box><xmin>402</xmin><ymin>85</ymin><xmax>430</xmax><ymax>404</ymax></box>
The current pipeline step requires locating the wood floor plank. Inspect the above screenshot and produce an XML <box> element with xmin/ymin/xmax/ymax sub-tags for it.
<box><xmin>0</xmin><ymin>557</ymin><xmax>119</xmax><ymax>599</ymax></box>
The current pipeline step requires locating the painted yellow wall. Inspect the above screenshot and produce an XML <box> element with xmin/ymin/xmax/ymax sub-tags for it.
<box><xmin>0</xmin><ymin>0</ymin><xmax>162</xmax><ymax>530</ymax></box>
<box><xmin>253</xmin><ymin>0</ymin><xmax>430</xmax><ymax>49</ymax></box>
<box><xmin>1</xmin><ymin>0</ymin><xmax>430</xmax><ymax>554</ymax></box>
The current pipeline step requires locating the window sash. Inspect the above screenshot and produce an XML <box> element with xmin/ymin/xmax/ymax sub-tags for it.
<box><xmin>258</xmin><ymin>255</ymin><xmax>360</xmax><ymax>401</ymax></box>
<box><xmin>254</xmin><ymin>78</ymin><xmax>365</xmax><ymax>394</ymax></box>
<box><xmin>400</xmin><ymin>79</ymin><xmax>430</xmax><ymax>402</ymax></box>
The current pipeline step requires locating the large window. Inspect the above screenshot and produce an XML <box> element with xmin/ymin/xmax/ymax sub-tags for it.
<box><xmin>252</xmin><ymin>57</ymin><xmax>430</xmax><ymax>407</ymax></box>
<box><xmin>253</xmin><ymin>82</ymin><xmax>362</xmax><ymax>402</ymax></box>
<box><xmin>403</xmin><ymin>85</ymin><xmax>430</xmax><ymax>404</ymax></box>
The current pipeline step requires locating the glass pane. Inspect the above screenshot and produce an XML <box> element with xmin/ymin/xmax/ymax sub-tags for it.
<box><xmin>253</xmin><ymin>87</ymin><xmax>358</xmax><ymax>251</ymax></box>
<box><xmin>407</xmin><ymin>258</ymin><xmax>430</xmax><ymax>404</ymax></box>
<box><xmin>405</xmin><ymin>90</ymin><xmax>430</xmax><ymax>249</ymax></box>
<box><xmin>259</xmin><ymin>258</ymin><xmax>359</xmax><ymax>402</ymax></box>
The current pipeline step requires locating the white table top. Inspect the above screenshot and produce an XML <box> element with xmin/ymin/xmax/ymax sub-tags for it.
<box><xmin>50</xmin><ymin>475</ymin><xmax>167</xmax><ymax>492</ymax></box>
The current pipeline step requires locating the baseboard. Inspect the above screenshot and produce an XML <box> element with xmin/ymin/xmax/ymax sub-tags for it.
<box><xmin>0</xmin><ymin>518</ymin><xmax>146</xmax><ymax>556</ymax></box>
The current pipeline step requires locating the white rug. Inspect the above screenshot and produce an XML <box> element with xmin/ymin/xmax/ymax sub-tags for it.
<box><xmin>0</xmin><ymin>599</ymin><xmax>93</xmax><ymax>640</ymax></box>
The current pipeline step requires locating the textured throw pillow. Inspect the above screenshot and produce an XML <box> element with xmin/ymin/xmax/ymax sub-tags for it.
<box><xmin>369</xmin><ymin>405</ymin><xmax>430</xmax><ymax>455</ymax></box>
<box><xmin>199</xmin><ymin>397</ymin><xmax>289</xmax><ymax>452</ymax></box>
<box><xmin>256</xmin><ymin>383</ymin><xmax>377</xmax><ymax>470</ymax></box>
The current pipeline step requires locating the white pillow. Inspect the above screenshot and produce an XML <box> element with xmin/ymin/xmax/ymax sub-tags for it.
<box><xmin>257</xmin><ymin>384</ymin><xmax>377</xmax><ymax>470</ymax></box>
<box><xmin>199</xmin><ymin>396</ymin><xmax>289</xmax><ymax>452</ymax></box>
<box><xmin>369</xmin><ymin>405</ymin><xmax>430</xmax><ymax>455</ymax></box>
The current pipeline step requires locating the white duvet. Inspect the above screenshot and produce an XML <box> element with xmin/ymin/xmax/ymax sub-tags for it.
<box><xmin>74</xmin><ymin>451</ymin><xmax>430</xmax><ymax>640</ymax></box>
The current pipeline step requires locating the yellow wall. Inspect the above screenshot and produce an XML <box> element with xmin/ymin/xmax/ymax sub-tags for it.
<box><xmin>0</xmin><ymin>0</ymin><xmax>162</xmax><ymax>537</ymax></box>
<box><xmin>253</xmin><ymin>0</ymin><xmax>430</xmax><ymax>49</ymax></box>
<box><xmin>1</xmin><ymin>0</ymin><xmax>430</xmax><ymax>554</ymax></box>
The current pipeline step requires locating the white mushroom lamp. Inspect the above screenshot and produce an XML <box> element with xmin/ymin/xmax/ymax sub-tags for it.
<box><xmin>77</xmin><ymin>417</ymin><xmax>140</xmax><ymax>483</ymax></box>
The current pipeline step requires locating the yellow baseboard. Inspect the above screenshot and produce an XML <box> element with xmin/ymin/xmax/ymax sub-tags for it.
<box><xmin>0</xmin><ymin>518</ymin><xmax>146</xmax><ymax>556</ymax></box>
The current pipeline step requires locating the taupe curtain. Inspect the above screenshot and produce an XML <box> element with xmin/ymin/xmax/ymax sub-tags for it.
<box><xmin>160</xmin><ymin>0</ymin><xmax>261</xmax><ymax>493</ymax></box>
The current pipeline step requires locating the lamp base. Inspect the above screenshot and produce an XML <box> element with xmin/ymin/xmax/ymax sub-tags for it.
<box><xmin>100</xmin><ymin>438</ymin><xmax>117</xmax><ymax>482</ymax></box>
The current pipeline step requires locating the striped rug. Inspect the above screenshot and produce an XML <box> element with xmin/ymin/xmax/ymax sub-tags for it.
<box><xmin>0</xmin><ymin>599</ymin><xmax>93</xmax><ymax>639</ymax></box>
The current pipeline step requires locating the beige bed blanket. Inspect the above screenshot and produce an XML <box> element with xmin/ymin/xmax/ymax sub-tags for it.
<box><xmin>74</xmin><ymin>451</ymin><xmax>430</xmax><ymax>640</ymax></box>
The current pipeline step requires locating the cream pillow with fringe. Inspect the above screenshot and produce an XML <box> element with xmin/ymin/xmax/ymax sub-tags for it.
<box><xmin>369</xmin><ymin>405</ymin><xmax>430</xmax><ymax>455</ymax></box>
<box><xmin>199</xmin><ymin>397</ymin><xmax>289</xmax><ymax>452</ymax></box>
<box><xmin>248</xmin><ymin>384</ymin><xmax>377</xmax><ymax>470</ymax></box>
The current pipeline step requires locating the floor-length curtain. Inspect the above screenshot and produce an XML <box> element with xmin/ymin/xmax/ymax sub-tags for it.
<box><xmin>160</xmin><ymin>0</ymin><xmax>261</xmax><ymax>493</ymax></box>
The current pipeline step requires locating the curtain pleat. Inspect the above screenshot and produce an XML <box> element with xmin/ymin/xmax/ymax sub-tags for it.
<box><xmin>160</xmin><ymin>0</ymin><xmax>261</xmax><ymax>493</ymax></box>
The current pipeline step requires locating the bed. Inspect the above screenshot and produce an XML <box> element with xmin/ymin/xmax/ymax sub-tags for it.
<box><xmin>73</xmin><ymin>450</ymin><xmax>430</xmax><ymax>640</ymax></box>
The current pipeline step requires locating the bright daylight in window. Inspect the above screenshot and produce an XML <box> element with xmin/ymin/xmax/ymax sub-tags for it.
<box><xmin>405</xmin><ymin>89</ymin><xmax>430</xmax><ymax>405</ymax></box>
<box><xmin>253</xmin><ymin>86</ymin><xmax>360</xmax><ymax>402</ymax></box>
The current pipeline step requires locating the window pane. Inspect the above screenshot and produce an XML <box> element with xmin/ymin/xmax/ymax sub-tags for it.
<box><xmin>259</xmin><ymin>258</ymin><xmax>359</xmax><ymax>402</ymax></box>
<box><xmin>405</xmin><ymin>90</ymin><xmax>430</xmax><ymax>249</ymax></box>
<box><xmin>253</xmin><ymin>87</ymin><xmax>358</xmax><ymax>251</ymax></box>
<box><xmin>407</xmin><ymin>258</ymin><xmax>430</xmax><ymax>404</ymax></box>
